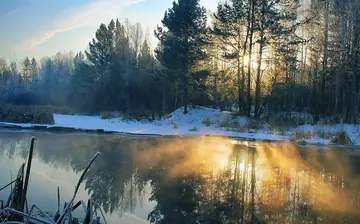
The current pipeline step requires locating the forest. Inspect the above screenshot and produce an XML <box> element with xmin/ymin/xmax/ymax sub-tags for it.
<box><xmin>0</xmin><ymin>0</ymin><xmax>360</xmax><ymax>124</ymax></box>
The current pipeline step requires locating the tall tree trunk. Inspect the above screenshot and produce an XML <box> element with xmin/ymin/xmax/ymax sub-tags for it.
<box><xmin>237</xmin><ymin>57</ymin><xmax>242</xmax><ymax>113</ymax></box>
<box><xmin>184</xmin><ymin>36</ymin><xmax>190</xmax><ymax>115</ymax></box>
<box><xmin>241</xmin><ymin>2</ymin><xmax>251</xmax><ymax>115</ymax></box>
<box><xmin>183</xmin><ymin>78</ymin><xmax>188</xmax><ymax>114</ymax></box>
<box><xmin>174</xmin><ymin>84</ymin><xmax>178</xmax><ymax>110</ymax></box>
<box><xmin>162</xmin><ymin>84</ymin><xmax>166</xmax><ymax>116</ymax></box>
<box><xmin>335</xmin><ymin>0</ymin><xmax>345</xmax><ymax>117</ymax></box>
<box><xmin>321</xmin><ymin>0</ymin><xmax>329</xmax><ymax>116</ymax></box>
<box><xmin>351</xmin><ymin>7</ymin><xmax>360</xmax><ymax>123</ymax></box>
<box><xmin>254</xmin><ymin>0</ymin><xmax>265</xmax><ymax>119</ymax></box>
<box><xmin>247</xmin><ymin>0</ymin><xmax>256</xmax><ymax>117</ymax></box>
<box><xmin>237</xmin><ymin>29</ymin><xmax>243</xmax><ymax>113</ymax></box>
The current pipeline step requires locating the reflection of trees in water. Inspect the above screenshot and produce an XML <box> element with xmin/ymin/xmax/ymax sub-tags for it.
<box><xmin>141</xmin><ymin>142</ymin><xmax>360</xmax><ymax>224</ymax></box>
<box><xmin>69</xmin><ymin>137</ymin><xmax>151</xmax><ymax>214</ymax></box>
<box><xmin>2</xmin><ymin>133</ymin><xmax>360</xmax><ymax>223</ymax></box>
<box><xmin>0</xmin><ymin>132</ymin><xmax>154</xmax><ymax>216</ymax></box>
<box><xmin>0</xmin><ymin>137</ymin><xmax>29</xmax><ymax>161</ymax></box>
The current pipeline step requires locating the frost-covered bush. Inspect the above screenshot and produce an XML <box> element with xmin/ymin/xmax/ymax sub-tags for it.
<box><xmin>331</xmin><ymin>131</ymin><xmax>353</xmax><ymax>145</ymax></box>
<box><xmin>188</xmin><ymin>127</ymin><xmax>198</xmax><ymax>131</ymax></box>
<box><xmin>202</xmin><ymin>117</ymin><xmax>211</xmax><ymax>126</ymax></box>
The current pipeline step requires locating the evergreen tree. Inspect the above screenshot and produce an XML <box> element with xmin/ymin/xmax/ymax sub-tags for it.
<box><xmin>10</xmin><ymin>61</ymin><xmax>18</xmax><ymax>76</ymax></box>
<box><xmin>85</xmin><ymin>23</ymin><xmax>116</xmax><ymax>110</ymax></box>
<box><xmin>155</xmin><ymin>0</ymin><xmax>209</xmax><ymax>114</ymax></box>
<box><xmin>23</xmin><ymin>57</ymin><xmax>31</xmax><ymax>86</ymax></box>
<box><xmin>211</xmin><ymin>0</ymin><xmax>248</xmax><ymax>113</ymax></box>
<box><xmin>70</xmin><ymin>52</ymin><xmax>96</xmax><ymax>111</ymax></box>
<box><xmin>30</xmin><ymin>58</ymin><xmax>38</xmax><ymax>78</ymax></box>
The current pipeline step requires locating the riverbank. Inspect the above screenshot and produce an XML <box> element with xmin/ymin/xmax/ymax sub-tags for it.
<box><xmin>0</xmin><ymin>114</ymin><xmax>289</xmax><ymax>142</ymax></box>
<box><xmin>0</xmin><ymin>106</ymin><xmax>359</xmax><ymax>147</ymax></box>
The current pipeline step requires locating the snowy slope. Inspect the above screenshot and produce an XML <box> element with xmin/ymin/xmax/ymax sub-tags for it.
<box><xmin>2</xmin><ymin>106</ymin><xmax>360</xmax><ymax>146</ymax></box>
<box><xmin>52</xmin><ymin>106</ymin><xmax>289</xmax><ymax>140</ymax></box>
<box><xmin>0</xmin><ymin>106</ymin><xmax>290</xmax><ymax>141</ymax></box>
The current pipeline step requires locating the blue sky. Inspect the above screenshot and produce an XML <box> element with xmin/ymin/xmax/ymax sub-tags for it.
<box><xmin>0</xmin><ymin>0</ymin><xmax>218</xmax><ymax>61</ymax></box>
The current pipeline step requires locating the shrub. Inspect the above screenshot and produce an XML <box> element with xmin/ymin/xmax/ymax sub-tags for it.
<box><xmin>219</xmin><ymin>117</ymin><xmax>231</xmax><ymax>128</ymax></box>
<box><xmin>0</xmin><ymin>105</ymin><xmax>54</xmax><ymax>124</ymax></box>
<box><xmin>169</xmin><ymin>119</ymin><xmax>178</xmax><ymax>129</ymax></box>
<box><xmin>202</xmin><ymin>117</ymin><xmax>212</xmax><ymax>127</ymax></box>
<box><xmin>247</xmin><ymin>119</ymin><xmax>262</xmax><ymax>130</ymax></box>
<box><xmin>297</xmin><ymin>140</ymin><xmax>308</xmax><ymax>146</ymax></box>
<box><xmin>188</xmin><ymin>127</ymin><xmax>198</xmax><ymax>131</ymax></box>
<box><xmin>232</xmin><ymin>120</ymin><xmax>240</xmax><ymax>129</ymax></box>
<box><xmin>267</xmin><ymin>115</ymin><xmax>307</xmax><ymax>131</ymax></box>
<box><xmin>100</xmin><ymin>111</ymin><xmax>122</xmax><ymax>119</ymax></box>
<box><xmin>331</xmin><ymin>131</ymin><xmax>353</xmax><ymax>145</ymax></box>
<box><xmin>291</xmin><ymin>130</ymin><xmax>313</xmax><ymax>140</ymax></box>
<box><xmin>315</xmin><ymin>130</ymin><xmax>333</xmax><ymax>139</ymax></box>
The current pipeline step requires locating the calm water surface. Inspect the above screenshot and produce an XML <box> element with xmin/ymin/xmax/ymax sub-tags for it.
<box><xmin>0</xmin><ymin>131</ymin><xmax>359</xmax><ymax>224</ymax></box>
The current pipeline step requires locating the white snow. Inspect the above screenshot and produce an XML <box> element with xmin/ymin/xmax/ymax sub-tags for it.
<box><xmin>1</xmin><ymin>105</ymin><xmax>360</xmax><ymax>146</ymax></box>
<box><xmin>52</xmin><ymin>106</ymin><xmax>289</xmax><ymax>140</ymax></box>
<box><xmin>288</xmin><ymin>123</ymin><xmax>360</xmax><ymax>146</ymax></box>
<box><xmin>0</xmin><ymin>106</ymin><xmax>290</xmax><ymax>141</ymax></box>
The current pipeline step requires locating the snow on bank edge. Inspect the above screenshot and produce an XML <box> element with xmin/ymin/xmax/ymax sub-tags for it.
<box><xmin>0</xmin><ymin>106</ymin><xmax>290</xmax><ymax>141</ymax></box>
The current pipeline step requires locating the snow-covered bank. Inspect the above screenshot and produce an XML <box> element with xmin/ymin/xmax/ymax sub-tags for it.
<box><xmin>288</xmin><ymin>124</ymin><xmax>360</xmax><ymax>146</ymax></box>
<box><xmin>0</xmin><ymin>106</ymin><xmax>359</xmax><ymax>146</ymax></box>
<box><xmin>0</xmin><ymin>106</ymin><xmax>289</xmax><ymax>141</ymax></box>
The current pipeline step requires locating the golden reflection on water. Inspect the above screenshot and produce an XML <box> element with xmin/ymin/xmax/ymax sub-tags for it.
<box><xmin>140</xmin><ymin>138</ymin><xmax>360</xmax><ymax>223</ymax></box>
<box><xmin>1</xmin><ymin>133</ymin><xmax>359</xmax><ymax>223</ymax></box>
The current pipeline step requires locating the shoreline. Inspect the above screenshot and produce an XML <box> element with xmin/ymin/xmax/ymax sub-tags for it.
<box><xmin>0</xmin><ymin>106</ymin><xmax>359</xmax><ymax>149</ymax></box>
<box><xmin>0</xmin><ymin>122</ymin><xmax>279</xmax><ymax>142</ymax></box>
<box><xmin>1</xmin><ymin>121</ymin><xmax>360</xmax><ymax>151</ymax></box>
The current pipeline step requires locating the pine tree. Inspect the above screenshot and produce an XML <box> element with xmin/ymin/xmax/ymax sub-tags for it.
<box><xmin>30</xmin><ymin>58</ymin><xmax>38</xmax><ymax>78</ymax></box>
<box><xmin>85</xmin><ymin>22</ymin><xmax>116</xmax><ymax>110</ymax></box>
<box><xmin>139</xmin><ymin>40</ymin><xmax>153</xmax><ymax>68</ymax></box>
<box><xmin>10</xmin><ymin>61</ymin><xmax>18</xmax><ymax>76</ymax></box>
<box><xmin>156</xmin><ymin>0</ymin><xmax>209</xmax><ymax>114</ymax></box>
<box><xmin>211</xmin><ymin>0</ymin><xmax>248</xmax><ymax>113</ymax></box>
<box><xmin>23</xmin><ymin>57</ymin><xmax>31</xmax><ymax>86</ymax></box>
<box><xmin>114</xmin><ymin>19</ymin><xmax>135</xmax><ymax>112</ymax></box>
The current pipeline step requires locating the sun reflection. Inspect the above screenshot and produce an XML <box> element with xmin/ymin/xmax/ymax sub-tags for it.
<box><xmin>140</xmin><ymin>138</ymin><xmax>360</xmax><ymax>218</ymax></box>
<box><xmin>236</xmin><ymin>161</ymin><xmax>243</xmax><ymax>174</ymax></box>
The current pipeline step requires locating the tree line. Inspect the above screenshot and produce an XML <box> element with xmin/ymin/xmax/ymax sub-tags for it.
<box><xmin>0</xmin><ymin>0</ymin><xmax>359</xmax><ymax>123</ymax></box>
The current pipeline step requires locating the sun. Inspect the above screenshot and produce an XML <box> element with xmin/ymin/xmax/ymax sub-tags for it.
<box><xmin>243</xmin><ymin>55</ymin><xmax>258</xmax><ymax>69</ymax></box>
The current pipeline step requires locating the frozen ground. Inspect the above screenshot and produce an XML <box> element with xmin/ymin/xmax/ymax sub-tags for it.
<box><xmin>52</xmin><ymin>106</ymin><xmax>289</xmax><ymax>141</ymax></box>
<box><xmin>0</xmin><ymin>106</ymin><xmax>289</xmax><ymax>141</ymax></box>
<box><xmin>1</xmin><ymin>106</ymin><xmax>360</xmax><ymax>146</ymax></box>
<box><xmin>288</xmin><ymin>123</ymin><xmax>360</xmax><ymax>146</ymax></box>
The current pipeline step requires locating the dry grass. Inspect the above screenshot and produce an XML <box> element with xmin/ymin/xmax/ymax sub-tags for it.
<box><xmin>202</xmin><ymin>117</ymin><xmax>212</xmax><ymax>127</ymax></box>
<box><xmin>0</xmin><ymin>105</ymin><xmax>54</xmax><ymax>124</ymax></box>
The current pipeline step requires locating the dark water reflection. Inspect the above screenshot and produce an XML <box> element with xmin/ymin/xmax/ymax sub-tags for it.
<box><xmin>0</xmin><ymin>132</ymin><xmax>359</xmax><ymax>224</ymax></box>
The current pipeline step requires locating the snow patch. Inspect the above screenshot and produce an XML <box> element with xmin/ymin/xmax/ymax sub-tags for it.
<box><xmin>0</xmin><ymin>106</ymin><xmax>288</xmax><ymax>141</ymax></box>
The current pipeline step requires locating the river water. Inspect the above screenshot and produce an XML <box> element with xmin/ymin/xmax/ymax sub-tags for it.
<box><xmin>0</xmin><ymin>131</ymin><xmax>359</xmax><ymax>224</ymax></box>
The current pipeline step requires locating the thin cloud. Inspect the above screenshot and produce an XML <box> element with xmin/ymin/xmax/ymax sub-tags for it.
<box><xmin>14</xmin><ymin>0</ymin><xmax>144</xmax><ymax>52</ymax></box>
<box><xmin>0</xmin><ymin>8</ymin><xmax>19</xmax><ymax>20</ymax></box>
